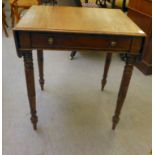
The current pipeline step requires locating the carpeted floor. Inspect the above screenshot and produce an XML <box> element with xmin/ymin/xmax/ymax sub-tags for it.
<box><xmin>3</xmin><ymin>28</ymin><xmax>152</xmax><ymax>155</ymax></box>
<box><xmin>3</xmin><ymin>3</ymin><xmax>152</xmax><ymax>155</ymax></box>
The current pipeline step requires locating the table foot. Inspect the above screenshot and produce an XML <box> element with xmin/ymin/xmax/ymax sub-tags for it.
<box><xmin>101</xmin><ymin>79</ymin><xmax>107</xmax><ymax>91</ymax></box>
<box><xmin>112</xmin><ymin>115</ymin><xmax>120</xmax><ymax>130</ymax></box>
<box><xmin>31</xmin><ymin>113</ymin><xmax>38</xmax><ymax>130</ymax></box>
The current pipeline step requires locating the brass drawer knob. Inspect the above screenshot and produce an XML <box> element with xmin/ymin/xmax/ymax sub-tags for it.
<box><xmin>110</xmin><ymin>41</ymin><xmax>117</xmax><ymax>47</ymax></box>
<box><xmin>48</xmin><ymin>37</ymin><xmax>54</xmax><ymax>45</ymax></box>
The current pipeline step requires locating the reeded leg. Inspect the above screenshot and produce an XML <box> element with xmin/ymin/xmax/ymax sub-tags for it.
<box><xmin>112</xmin><ymin>54</ymin><xmax>136</xmax><ymax>130</ymax></box>
<box><xmin>37</xmin><ymin>50</ymin><xmax>44</xmax><ymax>90</ymax></box>
<box><xmin>23</xmin><ymin>52</ymin><xmax>38</xmax><ymax>130</ymax></box>
<box><xmin>101</xmin><ymin>53</ymin><xmax>112</xmax><ymax>91</ymax></box>
<box><xmin>70</xmin><ymin>51</ymin><xmax>77</xmax><ymax>60</ymax></box>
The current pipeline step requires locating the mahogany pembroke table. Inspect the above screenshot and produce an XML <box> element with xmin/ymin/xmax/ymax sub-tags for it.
<box><xmin>13</xmin><ymin>6</ymin><xmax>145</xmax><ymax>130</ymax></box>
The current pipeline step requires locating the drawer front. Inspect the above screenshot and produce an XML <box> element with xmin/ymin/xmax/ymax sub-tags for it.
<box><xmin>31</xmin><ymin>32</ymin><xmax>131</xmax><ymax>51</ymax></box>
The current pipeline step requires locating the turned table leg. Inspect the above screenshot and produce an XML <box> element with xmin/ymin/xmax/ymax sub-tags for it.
<box><xmin>112</xmin><ymin>54</ymin><xmax>136</xmax><ymax>130</ymax></box>
<box><xmin>23</xmin><ymin>52</ymin><xmax>38</xmax><ymax>130</ymax></box>
<box><xmin>70</xmin><ymin>51</ymin><xmax>77</xmax><ymax>60</ymax></box>
<box><xmin>101</xmin><ymin>53</ymin><xmax>112</xmax><ymax>91</ymax></box>
<box><xmin>37</xmin><ymin>50</ymin><xmax>44</xmax><ymax>90</ymax></box>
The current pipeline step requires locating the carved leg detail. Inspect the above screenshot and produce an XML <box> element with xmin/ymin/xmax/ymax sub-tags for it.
<box><xmin>23</xmin><ymin>52</ymin><xmax>38</xmax><ymax>130</ymax></box>
<box><xmin>112</xmin><ymin>54</ymin><xmax>136</xmax><ymax>130</ymax></box>
<box><xmin>70</xmin><ymin>51</ymin><xmax>77</xmax><ymax>60</ymax></box>
<box><xmin>37</xmin><ymin>50</ymin><xmax>44</xmax><ymax>90</ymax></box>
<box><xmin>101</xmin><ymin>53</ymin><xmax>112</xmax><ymax>91</ymax></box>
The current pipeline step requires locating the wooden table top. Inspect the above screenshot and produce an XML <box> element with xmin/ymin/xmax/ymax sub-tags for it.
<box><xmin>15</xmin><ymin>6</ymin><xmax>145</xmax><ymax>37</ymax></box>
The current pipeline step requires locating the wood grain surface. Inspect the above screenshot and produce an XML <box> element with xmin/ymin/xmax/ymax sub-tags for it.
<box><xmin>14</xmin><ymin>6</ymin><xmax>145</xmax><ymax>36</ymax></box>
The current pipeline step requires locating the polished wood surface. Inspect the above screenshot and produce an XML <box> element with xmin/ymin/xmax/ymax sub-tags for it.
<box><xmin>13</xmin><ymin>6</ymin><xmax>145</xmax><ymax>130</ymax></box>
<box><xmin>128</xmin><ymin>0</ymin><xmax>152</xmax><ymax>75</ymax></box>
<box><xmin>15</xmin><ymin>6</ymin><xmax>145</xmax><ymax>36</ymax></box>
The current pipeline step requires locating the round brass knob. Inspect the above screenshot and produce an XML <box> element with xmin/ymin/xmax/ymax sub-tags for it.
<box><xmin>110</xmin><ymin>41</ymin><xmax>117</xmax><ymax>47</ymax></box>
<box><xmin>48</xmin><ymin>37</ymin><xmax>54</xmax><ymax>45</ymax></box>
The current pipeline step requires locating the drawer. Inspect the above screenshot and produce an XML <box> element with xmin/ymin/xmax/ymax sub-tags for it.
<box><xmin>31</xmin><ymin>32</ymin><xmax>132</xmax><ymax>51</ymax></box>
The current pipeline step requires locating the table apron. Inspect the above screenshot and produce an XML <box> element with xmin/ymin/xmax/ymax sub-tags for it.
<box><xmin>14</xmin><ymin>31</ymin><xmax>144</xmax><ymax>54</ymax></box>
